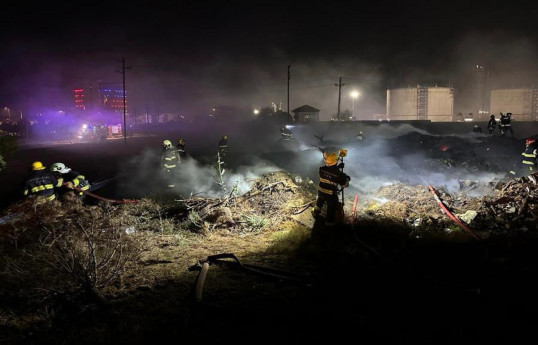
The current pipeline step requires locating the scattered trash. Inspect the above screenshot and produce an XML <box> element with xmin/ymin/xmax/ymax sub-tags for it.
<box><xmin>458</xmin><ymin>180</ymin><xmax>478</xmax><ymax>192</ymax></box>
<box><xmin>456</xmin><ymin>210</ymin><xmax>478</xmax><ymax>224</ymax></box>
<box><xmin>357</xmin><ymin>172</ymin><xmax>538</xmax><ymax>236</ymax></box>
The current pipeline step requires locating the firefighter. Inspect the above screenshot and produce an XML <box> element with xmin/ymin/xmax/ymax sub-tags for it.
<box><xmin>161</xmin><ymin>139</ymin><xmax>180</xmax><ymax>188</ymax></box>
<box><xmin>311</xmin><ymin>152</ymin><xmax>351</xmax><ymax>226</ymax></box>
<box><xmin>500</xmin><ymin>112</ymin><xmax>513</xmax><ymax>136</ymax></box>
<box><xmin>487</xmin><ymin>114</ymin><xmax>497</xmax><ymax>134</ymax></box>
<box><xmin>280</xmin><ymin>126</ymin><xmax>293</xmax><ymax>141</ymax></box>
<box><xmin>218</xmin><ymin>135</ymin><xmax>228</xmax><ymax>164</ymax></box>
<box><xmin>472</xmin><ymin>125</ymin><xmax>483</xmax><ymax>133</ymax></box>
<box><xmin>521</xmin><ymin>137</ymin><xmax>537</xmax><ymax>175</ymax></box>
<box><xmin>176</xmin><ymin>138</ymin><xmax>187</xmax><ymax>159</ymax></box>
<box><xmin>50</xmin><ymin>162</ymin><xmax>91</xmax><ymax>200</ymax></box>
<box><xmin>23</xmin><ymin>161</ymin><xmax>61</xmax><ymax>202</ymax></box>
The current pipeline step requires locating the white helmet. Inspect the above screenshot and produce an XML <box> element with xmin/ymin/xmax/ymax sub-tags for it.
<box><xmin>50</xmin><ymin>162</ymin><xmax>71</xmax><ymax>174</ymax></box>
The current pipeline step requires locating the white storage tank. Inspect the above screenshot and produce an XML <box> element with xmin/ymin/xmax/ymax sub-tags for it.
<box><xmin>386</xmin><ymin>86</ymin><xmax>454</xmax><ymax>122</ymax></box>
<box><xmin>490</xmin><ymin>88</ymin><xmax>537</xmax><ymax>121</ymax></box>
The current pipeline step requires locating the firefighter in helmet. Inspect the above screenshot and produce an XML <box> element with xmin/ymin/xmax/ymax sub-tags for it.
<box><xmin>50</xmin><ymin>162</ymin><xmax>91</xmax><ymax>200</ymax></box>
<box><xmin>311</xmin><ymin>152</ymin><xmax>350</xmax><ymax>226</ymax></box>
<box><xmin>280</xmin><ymin>126</ymin><xmax>293</xmax><ymax>141</ymax></box>
<box><xmin>176</xmin><ymin>138</ymin><xmax>187</xmax><ymax>159</ymax></box>
<box><xmin>161</xmin><ymin>139</ymin><xmax>180</xmax><ymax>188</ymax></box>
<box><xmin>521</xmin><ymin>137</ymin><xmax>537</xmax><ymax>175</ymax></box>
<box><xmin>487</xmin><ymin>114</ymin><xmax>497</xmax><ymax>134</ymax></box>
<box><xmin>218</xmin><ymin>135</ymin><xmax>229</xmax><ymax>165</ymax></box>
<box><xmin>500</xmin><ymin>112</ymin><xmax>513</xmax><ymax>136</ymax></box>
<box><xmin>23</xmin><ymin>161</ymin><xmax>62</xmax><ymax>202</ymax></box>
<box><xmin>472</xmin><ymin>125</ymin><xmax>483</xmax><ymax>133</ymax></box>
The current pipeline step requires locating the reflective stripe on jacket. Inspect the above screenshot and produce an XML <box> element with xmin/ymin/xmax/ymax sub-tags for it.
<box><xmin>23</xmin><ymin>170</ymin><xmax>58</xmax><ymax>199</ymax></box>
<box><xmin>522</xmin><ymin>145</ymin><xmax>537</xmax><ymax>165</ymax></box>
<box><xmin>162</xmin><ymin>147</ymin><xmax>179</xmax><ymax>169</ymax></box>
<box><xmin>318</xmin><ymin>165</ymin><xmax>350</xmax><ymax>195</ymax></box>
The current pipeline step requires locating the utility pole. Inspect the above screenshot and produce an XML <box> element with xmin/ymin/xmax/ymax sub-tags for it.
<box><xmin>116</xmin><ymin>58</ymin><xmax>131</xmax><ymax>144</ymax></box>
<box><xmin>25</xmin><ymin>88</ymin><xmax>29</xmax><ymax>138</ymax></box>
<box><xmin>287</xmin><ymin>64</ymin><xmax>291</xmax><ymax>121</ymax></box>
<box><xmin>89</xmin><ymin>82</ymin><xmax>94</xmax><ymax>111</ymax></box>
<box><xmin>146</xmin><ymin>104</ymin><xmax>149</xmax><ymax>124</ymax></box>
<box><xmin>476</xmin><ymin>65</ymin><xmax>485</xmax><ymax>117</ymax></box>
<box><xmin>335</xmin><ymin>77</ymin><xmax>345</xmax><ymax>121</ymax></box>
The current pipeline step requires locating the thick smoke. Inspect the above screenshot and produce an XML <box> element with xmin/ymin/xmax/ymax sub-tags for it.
<box><xmin>118</xmin><ymin>148</ymin><xmax>279</xmax><ymax>199</ymax></box>
<box><xmin>282</xmin><ymin>124</ymin><xmax>509</xmax><ymax>200</ymax></box>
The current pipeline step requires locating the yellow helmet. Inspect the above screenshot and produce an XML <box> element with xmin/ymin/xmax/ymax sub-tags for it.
<box><xmin>32</xmin><ymin>161</ymin><xmax>45</xmax><ymax>170</ymax></box>
<box><xmin>323</xmin><ymin>153</ymin><xmax>338</xmax><ymax>166</ymax></box>
<box><xmin>222</xmin><ymin>135</ymin><xmax>228</xmax><ymax>140</ymax></box>
<box><xmin>163</xmin><ymin>139</ymin><xmax>172</xmax><ymax>148</ymax></box>
<box><xmin>178</xmin><ymin>138</ymin><xmax>185</xmax><ymax>144</ymax></box>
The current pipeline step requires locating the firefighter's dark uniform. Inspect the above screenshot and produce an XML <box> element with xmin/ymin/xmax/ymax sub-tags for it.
<box><xmin>280</xmin><ymin>127</ymin><xmax>293</xmax><ymax>141</ymax></box>
<box><xmin>472</xmin><ymin>125</ymin><xmax>482</xmax><ymax>133</ymax></box>
<box><xmin>161</xmin><ymin>146</ymin><xmax>180</xmax><ymax>188</ymax></box>
<box><xmin>218</xmin><ymin>137</ymin><xmax>228</xmax><ymax>164</ymax></box>
<box><xmin>58</xmin><ymin>170</ymin><xmax>91</xmax><ymax>199</ymax></box>
<box><xmin>500</xmin><ymin>113</ymin><xmax>513</xmax><ymax>136</ymax></box>
<box><xmin>313</xmin><ymin>165</ymin><xmax>350</xmax><ymax>225</ymax></box>
<box><xmin>487</xmin><ymin>117</ymin><xmax>496</xmax><ymax>134</ymax></box>
<box><xmin>521</xmin><ymin>143</ymin><xmax>537</xmax><ymax>175</ymax></box>
<box><xmin>23</xmin><ymin>170</ymin><xmax>61</xmax><ymax>201</ymax></box>
<box><xmin>176</xmin><ymin>143</ymin><xmax>186</xmax><ymax>159</ymax></box>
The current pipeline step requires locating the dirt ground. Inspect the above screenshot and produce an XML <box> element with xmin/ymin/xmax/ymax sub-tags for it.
<box><xmin>1</xmin><ymin>128</ymin><xmax>538</xmax><ymax>344</ymax></box>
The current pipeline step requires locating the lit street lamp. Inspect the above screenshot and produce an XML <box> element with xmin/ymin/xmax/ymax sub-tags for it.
<box><xmin>350</xmin><ymin>91</ymin><xmax>360</xmax><ymax>120</ymax></box>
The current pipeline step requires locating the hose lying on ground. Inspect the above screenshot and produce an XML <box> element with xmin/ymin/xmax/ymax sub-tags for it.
<box><xmin>188</xmin><ymin>253</ymin><xmax>313</xmax><ymax>302</ymax></box>
<box><xmin>349</xmin><ymin>194</ymin><xmax>359</xmax><ymax>223</ymax></box>
<box><xmin>428</xmin><ymin>185</ymin><xmax>480</xmax><ymax>240</ymax></box>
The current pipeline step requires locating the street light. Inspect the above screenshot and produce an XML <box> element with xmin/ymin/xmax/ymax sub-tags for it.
<box><xmin>476</xmin><ymin>65</ymin><xmax>486</xmax><ymax>116</ymax></box>
<box><xmin>350</xmin><ymin>91</ymin><xmax>360</xmax><ymax>120</ymax></box>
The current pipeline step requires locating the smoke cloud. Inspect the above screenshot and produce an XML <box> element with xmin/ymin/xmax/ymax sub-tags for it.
<box><xmin>119</xmin><ymin>148</ymin><xmax>280</xmax><ymax>199</ymax></box>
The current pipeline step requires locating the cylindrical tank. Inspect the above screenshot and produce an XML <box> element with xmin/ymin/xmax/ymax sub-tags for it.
<box><xmin>386</xmin><ymin>86</ymin><xmax>454</xmax><ymax>122</ymax></box>
<box><xmin>490</xmin><ymin>88</ymin><xmax>536</xmax><ymax>121</ymax></box>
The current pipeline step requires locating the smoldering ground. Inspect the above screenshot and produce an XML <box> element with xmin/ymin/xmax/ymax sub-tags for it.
<box><xmin>118</xmin><ymin>148</ymin><xmax>280</xmax><ymax>198</ymax></box>
<box><xmin>114</xmin><ymin>122</ymin><xmax>519</xmax><ymax>202</ymax></box>
<box><xmin>263</xmin><ymin>123</ymin><xmax>515</xmax><ymax>200</ymax></box>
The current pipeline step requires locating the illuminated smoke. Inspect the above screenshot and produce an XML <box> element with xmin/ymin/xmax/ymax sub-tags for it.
<box><xmin>118</xmin><ymin>148</ymin><xmax>279</xmax><ymax>198</ymax></box>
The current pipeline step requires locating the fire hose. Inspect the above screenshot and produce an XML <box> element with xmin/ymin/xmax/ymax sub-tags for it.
<box><xmin>189</xmin><ymin>253</ymin><xmax>312</xmax><ymax>302</ymax></box>
<box><xmin>349</xmin><ymin>194</ymin><xmax>358</xmax><ymax>223</ymax></box>
<box><xmin>66</xmin><ymin>183</ymin><xmax>139</xmax><ymax>204</ymax></box>
<box><xmin>428</xmin><ymin>185</ymin><xmax>480</xmax><ymax>240</ymax></box>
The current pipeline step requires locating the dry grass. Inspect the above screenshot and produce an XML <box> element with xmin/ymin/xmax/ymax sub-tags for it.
<box><xmin>5</xmin><ymin>171</ymin><xmax>529</xmax><ymax>342</ymax></box>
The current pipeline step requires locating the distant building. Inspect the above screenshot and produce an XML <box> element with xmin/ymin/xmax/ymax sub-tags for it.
<box><xmin>1</xmin><ymin>107</ymin><xmax>11</xmax><ymax>122</ymax></box>
<box><xmin>490</xmin><ymin>88</ymin><xmax>538</xmax><ymax>121</ymax></box>
<box><xmin>99</xmin><ymin>83</ymin><xmax>126</xmax><ymax>113</ymax></box>
<box><xmin>292</xmin><ymin>105</ymin><xmax>320</xmax><ymax>122</ymax></box>
<box><xmin>73</xmin><ymin>89</ymin><xmax>86</xmax><ymax>110</ymax></box>
<box><xmin>386</xmin><ymin>85</ymin><xmax>454</xmax><ymax>122</ymax></box>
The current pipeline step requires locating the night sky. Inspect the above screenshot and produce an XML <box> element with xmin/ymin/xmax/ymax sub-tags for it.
<box><xmin>1</xmin><ymin>1</ymin><xmax>537</xmax><ymax>119</ymax></box>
